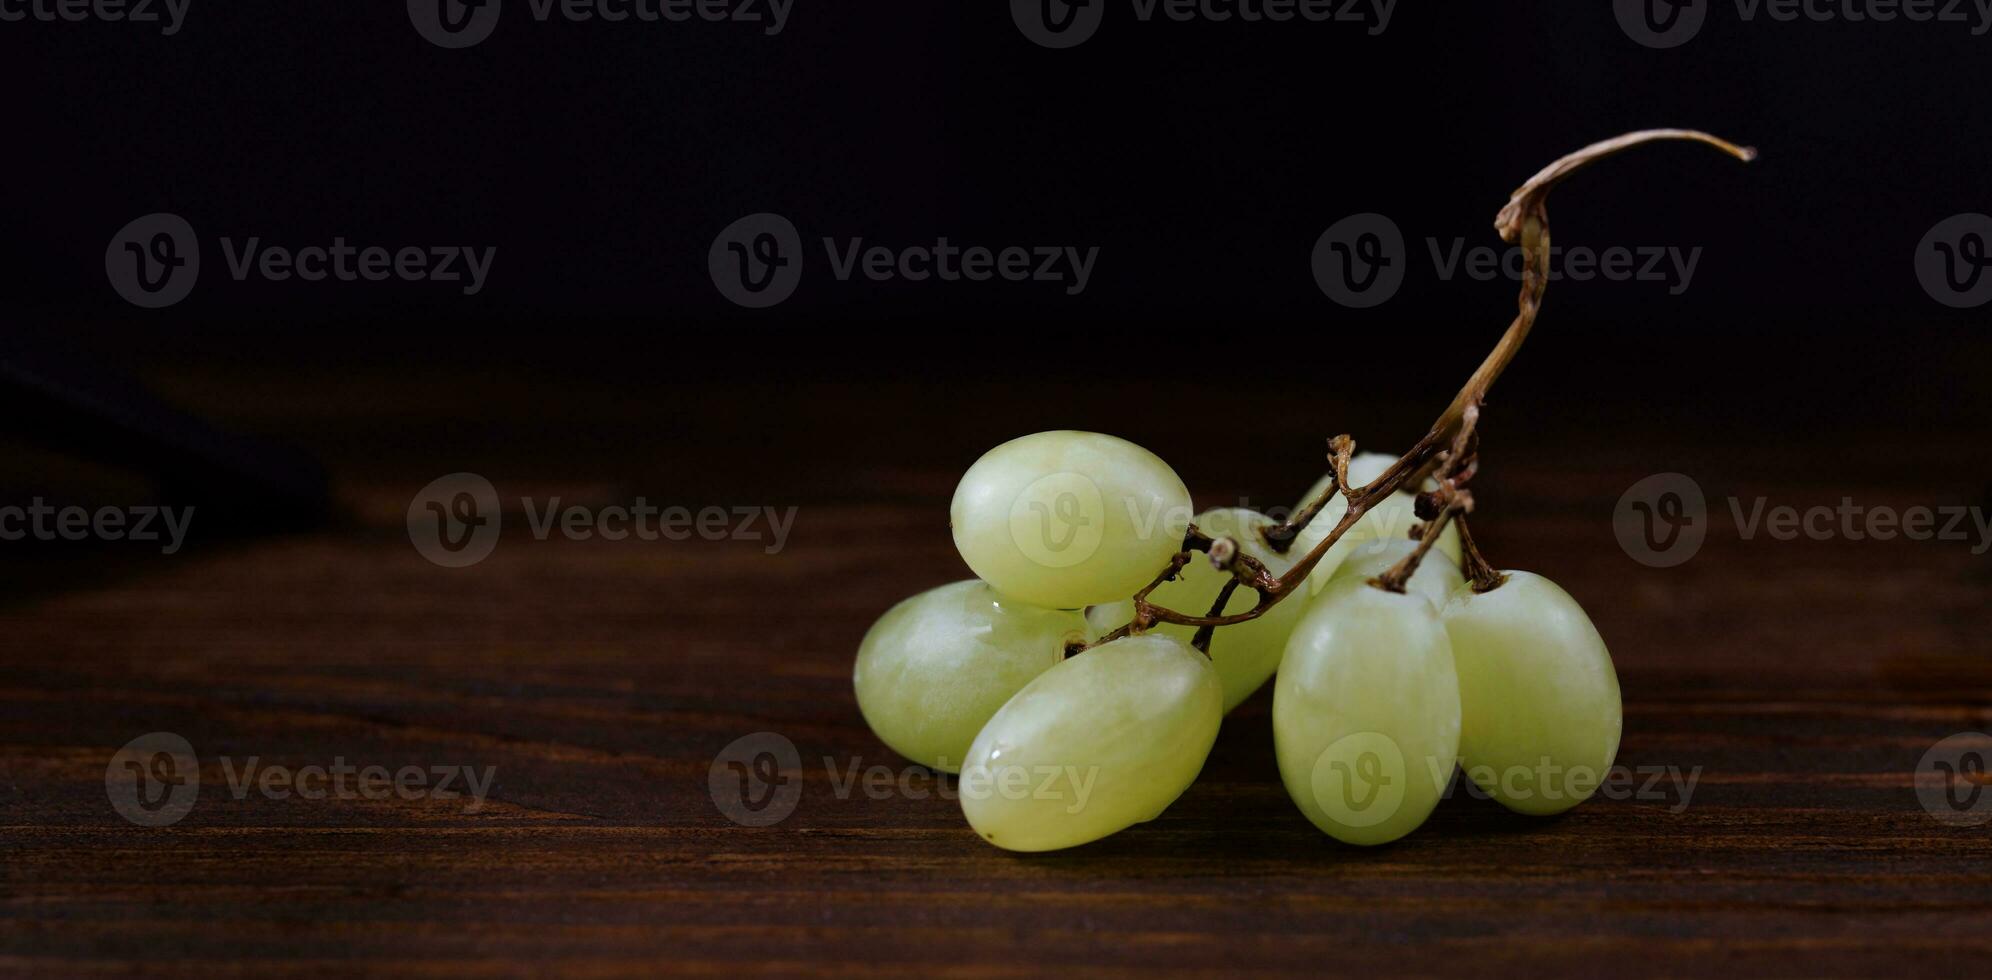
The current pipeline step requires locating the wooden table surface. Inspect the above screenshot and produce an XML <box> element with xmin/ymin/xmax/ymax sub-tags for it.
<box><xmin>2</xmin><ymin>371</ymin><xmax>1989</xmax><ymax>977</ymax></box>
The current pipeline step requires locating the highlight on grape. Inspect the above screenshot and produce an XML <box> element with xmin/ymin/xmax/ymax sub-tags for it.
<box><xmin>850</xmin><ymin>129</ymin><xmax>1756</xmax><ymax>851</ymax></box>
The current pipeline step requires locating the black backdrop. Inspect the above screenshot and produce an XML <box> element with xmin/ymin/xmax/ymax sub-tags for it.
<box><xmin>5</xmin><ymin>3</ymin><xmax>1989</xmax><ymax>427</ymax></box>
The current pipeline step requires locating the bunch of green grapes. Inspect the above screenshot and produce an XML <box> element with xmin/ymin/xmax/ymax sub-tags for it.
<box><xmin>838</xmin><ymin>129</ymin><xmax>1758</xmax><ymax>848</ymax></box>
<box><xmin>852</xmin><ymin>430</ymin><xmax>1622</xmax><ymax>852</ymax></box>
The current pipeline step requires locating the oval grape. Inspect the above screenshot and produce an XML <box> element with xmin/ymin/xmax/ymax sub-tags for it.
<box><xmin>1441</xmin><ymin>572</ymin><xmax>1622</xmax><ymax>815</ymax></box>
<box><xmin>951</xmin><ymin>431</ymin><xmax>1193</xmax><ymax>609</ymax></box>
<box><xmin>960</xmin><ymin>633</ymin><xmax>1222</xmax><ymax>852</ymax></box>
<box><xmin>1274</xmin><ymin>583</ymin><xmax>1461</xmax><ymax>845</ymax></box>
<box><xmin>853</xmin><ymin>580</ymin><xmax>1087</xmax><ymax>773</ymax></box>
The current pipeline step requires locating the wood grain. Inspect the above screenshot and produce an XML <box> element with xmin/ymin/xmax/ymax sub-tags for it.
<box><xmin>1</xmin><ymin>376</ymin><xmax>1988</xmax><ymax>978</ymax></box>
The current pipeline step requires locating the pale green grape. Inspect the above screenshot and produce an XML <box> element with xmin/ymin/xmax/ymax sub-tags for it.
<box><xmin>1291</xmin><ymin>451</ymin><xmax>1462</xmax><ymax>596</ymax></box>
<box><xmin>853</xmin><ymin>580</ymin><xmax>1088</xmax><ymax>774</ymax></box>
<box><xmin>960</xmin><ymin>633</ymin><xmax>1222</xmax><ymax>852</ymax></box>
<box><xmin>951</xmin><ymin>431</ymin><xmax>1193</xmax><ymax>610</ymax></box>
<box><xmin>1441</xmin><ymin>572</ymin><xmax>1622</xmax><ymax>815</ymax></box>
<box><xmin>1274</xmin><ymin>583</ymin><xmax>1460</xmax><ymax>845</ymax></box>
<box><xmin>1087</xmin><ymin>508</ymin><xmax>1307</xmax><ymax>713</ymax></box>
<box><xmin>1323</xmin><ymin>537</ymin><xmax>1465</xmax><ymax>612</ymax></box>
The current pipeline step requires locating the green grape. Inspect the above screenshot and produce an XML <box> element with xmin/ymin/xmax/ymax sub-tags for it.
<box><xmin>1323</xmin><ymin>537</ymin><xmax>1465</xmax><ymax>612</ymax></box>
<box><xmin>1274</xmin><ymin>583</ymin><xmax>1461</xmax><ymax>845</ymax></box>
<box><xmin>951</xmin><ymin>431</ymin><xmax>1193</xmax><ymax>610</ymax></box>
<box><xmin>960</xmin><ymin>633</ymin><xmax>1222</xmax><ymax>852</ymax></box>
<box><xmin>853</xmin><ymin>580</ymin><xmax>1088</xmax><ymax>774</ymax></box>
<box><xmin>1087</xmin><ymin>508</ymin><xmax>1306</xmax><ymax>713</ymax></box>
<box><xmin>1290</xmin><ymin>451</ymin><xmax>1462</xmax><ymax>596</ymax></box>
<box><xmin>1441</xmin><ymin>572</ymin><xmax>1622</xmax><ymax>815</ymax></box>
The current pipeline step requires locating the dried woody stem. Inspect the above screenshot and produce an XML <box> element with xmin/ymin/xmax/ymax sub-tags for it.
<box><xmin>1093</xmin><ymin>129</ymin><xmax>1755</xmax><ymax>651</ymax></box>
<box><xmin>1371</xmin><ymin>404</ymin><xmax>1481</xmax><ymax>595</ymax></box>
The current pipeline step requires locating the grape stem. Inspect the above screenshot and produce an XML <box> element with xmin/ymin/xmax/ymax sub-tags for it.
<box><xmin>1091</xmin><ymin>129</ymin><xmax>1756</xmax><ymax>653</ymax></box>
<box><xmin>1372</xmin><ymin>403</ymin><xmax>1482</xmax><ymax>595</ymax></box>
<box><xmin>1453</xmin><ymin>515</ymin><xmax>1508</xmax><ymax>594</ymax></box>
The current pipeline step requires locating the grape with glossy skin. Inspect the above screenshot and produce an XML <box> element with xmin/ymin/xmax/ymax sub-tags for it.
<box><xmin>1291</xmin><ymin>452</ymin><xmax>1462</xmax><ymax>595</ymax></box>
<box><xmin>854</xmin><ymin>580</ymin><xmax>1088</xmax><ymax>774</ymax></box>
<box><xmin>951</xmin><ymin>431</ymin><xmax>1193</xmax><ymax>610</ymax></box>
<box><xmin>1441</xmin><ymin>572</ymin><xmax>1621</xmax><ymax>815</ymax></box>
<box><xmin>1274</xmin><ymin>584</ymin><xmax>1461</xmax><ymax>845</ymax></box>
<box><xmin>960</xmin><ymin>633</ymin><xmax>1222</xmax><ymax>852</ymax></box>
<box><xmin>1086</xmin><ymin>508</ymin><xmax>1307</xmax><ymax>713</ymax></box>
<box><xmin>1322</xmin><ymin>537</ymin><xmax>1466</xmax><ymax>612</ymax></box>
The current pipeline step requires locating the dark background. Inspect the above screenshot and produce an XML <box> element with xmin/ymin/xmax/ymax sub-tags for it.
<box><xmin>6</xmin><ymin>4</ymin><xmax>1988</xmax><ymax>385</ymax></box>
<box><xmin>3</xmin><ymin>4</ymin><xmax>1990</xmax><ymax>976</ymax></box>
<box><xmin>5</xmin><ymin>3</ymin><xmax>1988</xmax><ymax>509</ymax></box>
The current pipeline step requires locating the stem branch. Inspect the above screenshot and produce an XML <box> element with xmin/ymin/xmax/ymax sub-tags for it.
<box><xmin>1093</xmin><ymin>129</ymin><xmax>1754</xmax><ymax>644</ymax></box>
